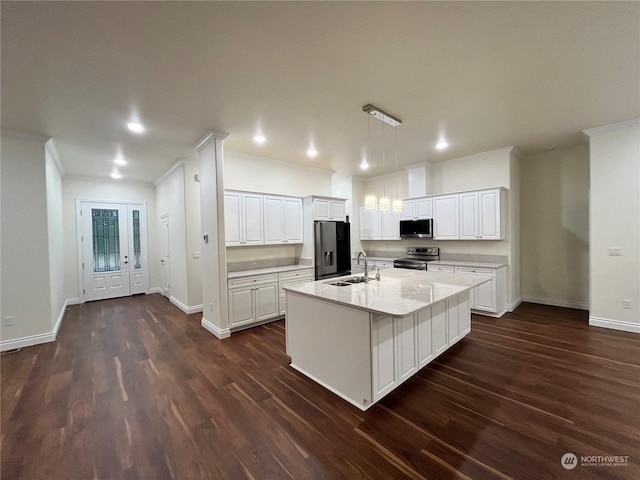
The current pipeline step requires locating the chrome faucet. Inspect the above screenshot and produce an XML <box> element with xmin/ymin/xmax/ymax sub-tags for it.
<box><xmin>357</xmin><ymin>251</ymin><xmax>369</xmax><ymax>283</ymax></box>
<box><xmin>373</xmin><ymin>264</ymin><xmax>381</xmax><ymax>281</ymax></box>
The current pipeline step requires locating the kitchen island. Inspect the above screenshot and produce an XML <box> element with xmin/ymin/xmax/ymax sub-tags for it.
<box><xmin>284</xmin><ymin>268</ymin><xmax>489</xmax><ymax>410</ymax></box>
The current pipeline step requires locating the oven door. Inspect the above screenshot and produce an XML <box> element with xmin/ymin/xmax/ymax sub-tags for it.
<box><xmin>393</xmin><ymin>260</ymin><xmax>427</xmax><ymax>270</ymax></box>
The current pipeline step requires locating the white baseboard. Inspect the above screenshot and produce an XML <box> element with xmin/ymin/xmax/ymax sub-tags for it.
<box><xmin>169</xmin><ymin>296</ymin><xmax>203</xmax><ymax>314</ymax></box>
<box><xmin>0</xmin><ymin>331</ymin><xmax>56</xmax><ymax>352</ymax></box>
<box><xmin>507</xmin><ymin>297</ymin><xmax>522</xmax><ymax>312</ymax></box>
<box><xmin>146</xmin><ymin>287</ymin><xmax>163</xmax><ymax>295</ymax></box>
<box><xmin>522</xmin><ymin>295</ymin><xmax>589</xmax><ymax>311</ymax></box>
<box><xmin>1</xmin><ymin>297</ymin><xmax>78</xmax><ymax>352</ymax></box>
<box><xmin>589</xmin><ymin>316</ymin><xmax>640</xmax><ymax>334</ymax></box>
<box><xmin>201</xmin><ymin>318</ymin><xmax>231</xmax><ymax>339</ymax></box>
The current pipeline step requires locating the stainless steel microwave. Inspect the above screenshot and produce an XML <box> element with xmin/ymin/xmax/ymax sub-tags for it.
<box><xmin>399</xmin><ymin>218</ymin><xmax>433</xmax><ymax>238</ymax></box>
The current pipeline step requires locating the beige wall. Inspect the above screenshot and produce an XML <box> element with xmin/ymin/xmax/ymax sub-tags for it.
<box><xmin>63</xmin><ymin>176</ymin><xmax>159</xmax><ymax>301</ymax></box>
<box><xmin>45</xmin><ymin>142</ymin><xmax>66</xmax><ymax>329</ymax></box>
<box><xmin>224</xmin><ymin>149</ymin><xmax>333</xmax><ymax>197</ymax></box>
<box><xmin>224</xmin><ymin>149</ymin><xmax>333</xmax><ymax>265</ymax></box>
<box><xmin>1</xmin><ymin>134</ymin><xmax>52</xmax><ymax>346</ymax></box>
<box><xmin>521</xmin><ymin>146</ymin><xmax>589</xmax><ymax>308</ymax></box>
<box><xmin>587</xmin><ymin>120</ymin><xmax>639</xmax><ymax>332</ymax></box>
<box><xmin>184</xmin><ymin>163</ymin><xmax>202</xmax><ymax>307</ymax></box>
<box><xmin>156</xmin><ymin>166</ymin><xmax>189</xmax><ymax>308</ymax></box>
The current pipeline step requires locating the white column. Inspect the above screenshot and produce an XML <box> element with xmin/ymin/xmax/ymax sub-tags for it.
<box><xmin>195</xmin><ymin>130</ymin><xmax>231</xmax><ymax>339</ymax></box>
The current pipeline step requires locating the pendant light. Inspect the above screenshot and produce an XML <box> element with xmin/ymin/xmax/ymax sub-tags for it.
<box><xmin>379</xmin><ymin>121</ymin><xmax>391</xmax><ymax>212</ymax></box>
<box><xmin>364</xmin><ymin>114</ymin><xmax>378</xmax><ymax>211</ymax></box>
<box><xmin>392</xmin><ymin>126</ymin><xmax>403</xmax><ymax>213</ymax></box>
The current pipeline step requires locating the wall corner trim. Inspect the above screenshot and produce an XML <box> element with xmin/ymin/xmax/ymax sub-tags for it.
<box><xmin>45</xmin><ymin>139</ymin><xmax>65</xmax><ymax>177</ymax></box>
<box><xmin>201</xmin><ymin>318</ymin><xmax>231</xmax><ymax>339</ymax></box>
<box><xmin>507</xmin><ymin>298</ymin><xmax>522</xmax><ymax>312</ymax></box>
<box><xmin>589</xmin><ymin>316</ymin><xmax>640</xmax><ymax>334</ymax></box>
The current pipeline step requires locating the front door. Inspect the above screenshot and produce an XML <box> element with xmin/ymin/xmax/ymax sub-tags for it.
<box><xmin>79</xmin><ymin>201</ymin><xmax>149</xmax><ymax>302</ymax></box>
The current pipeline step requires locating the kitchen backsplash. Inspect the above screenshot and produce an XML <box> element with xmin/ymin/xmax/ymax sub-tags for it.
<box><xmin>226</xmin><ymin>244</ymin><xmax>309</xmax><ymax>272</ymax></box>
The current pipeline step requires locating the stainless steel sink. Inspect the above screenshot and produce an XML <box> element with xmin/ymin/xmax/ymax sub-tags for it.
<box><xmin>327</xmin><ymin>276</ymin><xmax>368</xmax><ymax>286</ymax></box>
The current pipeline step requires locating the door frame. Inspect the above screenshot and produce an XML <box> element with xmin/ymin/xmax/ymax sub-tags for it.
<box><xmin>159</xmin><ymin>213</ymin><xmax>170</xmax><ymax>298</ymax></box>
<box><xmin>76</xmin><ymin>198</ymin><xmax>149</xmax><ymax>303</ymax></box>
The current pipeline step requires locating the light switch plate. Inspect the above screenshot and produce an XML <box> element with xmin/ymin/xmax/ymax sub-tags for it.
<box><xmin>623</xmin><ymin>300</ymin><xmax>632</xmax><ymax>309</ymax></box>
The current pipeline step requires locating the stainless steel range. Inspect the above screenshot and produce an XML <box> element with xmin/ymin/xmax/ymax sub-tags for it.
<box><xmin>393</xmin><ymin>247</ymin><xmax>440</xmax><ymax>270</ymax></box>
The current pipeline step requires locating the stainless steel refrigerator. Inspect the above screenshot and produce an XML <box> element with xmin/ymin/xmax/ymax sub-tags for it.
<box><xmin>314</xmin><ymin>221</ymin><xmax>351</xmax><ymax>280</ymax></box>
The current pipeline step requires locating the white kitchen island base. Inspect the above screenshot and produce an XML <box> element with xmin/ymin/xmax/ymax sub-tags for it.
<box><xmin>286</xmin><ymin>287</ymin><xmax>471</xmax><ymax>411</ymax></box>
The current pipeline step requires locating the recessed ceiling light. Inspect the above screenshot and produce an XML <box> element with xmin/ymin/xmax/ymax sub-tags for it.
<box><xmin>253</xmin><ymin>135</ymin><xmax>266</xmax><ymax>144</ymax></box>
<box><xmin>307</xmin><ymin>148</ymin><xmax>318</xmax><ymax>158</ymax></box>
<box><xmin>114</xmin><ymin>157</ymin><xmax>127</xmax><ymax>166</ymax></box>
<box><xmin>360</xmin><ymin>160</ymin><xmax>369</xmax><ymax>170</ymax></box>
<box><xmin>127</xmin><ymin>122</ymin><xmax>145</xmax><ymax>134</ymax></box>
<box><xmin>111</xmin><ymin>171</ymin><xmax>122</xmax><ymax>180</ymax></box>
<box><xmin>436</xmin><ymin>139</ymin><xmax>449</xmax><ymax>151</ymax></box>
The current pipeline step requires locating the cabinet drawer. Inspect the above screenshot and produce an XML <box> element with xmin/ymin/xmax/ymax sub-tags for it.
<box><xmin>228</xmin><ymin>273</ymin><xmax>278</xmax><ymax>289</ymax></box>
<box><xmin>427</xmin><ymin>264</ymin><xmax>454</xmax><ymax>273</ymax></box>
<box><xmin>278</xmin><ymin>269</ymin><xmax>314</xmax><ymax>282</ymax></box>
<box><xmin>375</xmin><ymin>261</ymin><xmax>394</xmax><ymax>269</ymax></box>
<box><xmin>454</xmin><ymin>266</ymin><xmax>495</xmax><ymax>276</ymax></box>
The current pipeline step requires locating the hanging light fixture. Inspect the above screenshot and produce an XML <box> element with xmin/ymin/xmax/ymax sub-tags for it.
<box><xmin>364</xmin><ymin>113</ymin><xmax>378</xmax><ymax>211</ymax></box>
<box><xmin>392</xmin><ymin>125</ymin><xmax>403</xmax><ymax>213</ymax></box>
<box><xmin>362</xmin><ymin>104</ymin><xmax>403</xmax><ymax>212</ymax></box>
<box><xmin>378</xmin><ymin>121</ymin><xmax>391</xmax><ymax>212</ymax></box>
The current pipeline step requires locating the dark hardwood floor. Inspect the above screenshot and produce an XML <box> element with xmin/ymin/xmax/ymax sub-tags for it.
<box><xmin>2</xmin><ymin>295</ymin><xmax>638</xmax><ymax>479</ymax></box>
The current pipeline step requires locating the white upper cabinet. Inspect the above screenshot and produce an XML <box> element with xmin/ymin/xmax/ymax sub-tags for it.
<box><xmin>226</xmin><ymin>191</ymin><xmax>303</xmax><ymax>246</ymax></box>
<box><xmin>263</xmin><ymin>195</ymin><xmax>303</xmax><ymax>244</ymax></box>
<box><xmin>401</xmin><ymin>197</ymin><xmax>433</xmax><ymax>220</ymax></box>
<box><xmin>459</xmin><ymin>188</ymin><xmax>504</xmax><ymax>240</ymax></box>
<box><xmin>263</xmin><ymin>195</ymin><xmax>285</xmax><ymax>244</ymax></box>
<box><xmin>359</xmin><ymin>207</ymin><xmax>398</xmax><ymax>240</ymax></box>
<box><xmin>381</xmin><ymin>211</ymin><xmax>401</xmax><ymax>240</ymax></box>
<box><xmin>224</xmin><ymin>191</ymin><xmax>264</xmax><ymax>246</ymax></box>
<box><xmin>312</xmin><ymin>197</ymin><xmax>347</xmax><ymax>221</ymax></box>
<box><xmin>283</xmin><ymin>197</ymin><xmax>303</xmax><ymax>243</ymax></box>
<box><xmin>433</xmin><ymin>194</ymin><xmax>459</xmax><ymax>240</ymax></box>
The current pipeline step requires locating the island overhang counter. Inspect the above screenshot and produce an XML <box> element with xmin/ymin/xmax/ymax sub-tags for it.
<box><xmin>284</xmin><ymin>268</ymin><xmax>490</xmax><ymax>411</ymax></box>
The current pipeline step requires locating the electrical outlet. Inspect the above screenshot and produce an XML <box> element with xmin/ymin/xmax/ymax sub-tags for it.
<box><xmin>4</xmin><ymin>316</ymin><xmax>15</xmax><ymax>326</ymax></box>
<box><xmin>193</xmin><ymin>251</ymin><xmax>201</xmax><ymax>259</ymax></box>
<box><xmin>608</xmin><ymin>247</ymin><xmax>622</xmax><ymax>256</ymax></box>
<box><xmin>623</xmin><ymin>300</ymin><xmax>632</xmax><ymax>309</ymax></box>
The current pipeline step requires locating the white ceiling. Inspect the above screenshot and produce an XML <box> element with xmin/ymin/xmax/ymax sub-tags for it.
<box><xmin>2</xmin><ymin>2</ymin><xmax>639</xmax><ymax>184</ymax></box>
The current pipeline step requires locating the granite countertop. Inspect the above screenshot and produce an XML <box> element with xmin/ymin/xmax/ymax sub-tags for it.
<box><xmin>228</xmin><ymin>264</ymin><xmax>314</xmax><ymax>279</ymax></box>
<box><xmin>428</xmin><ymin>260</ymin><xmax>506</xmax><ymax>269</ymax></box>
<box><xmin>283</xmin><ymin>268</ymin><xmax>489</xmax><ymax>316</ymax></box>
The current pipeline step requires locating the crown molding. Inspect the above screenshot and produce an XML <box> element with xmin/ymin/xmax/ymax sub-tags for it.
<box><xmin>225</xmin><ymin>149</ymin><xmax>336</xmax><ymax>175</ymax></box>
<box><xmin>193</xmin><ymin>129</ymin><xmax>230</xmax><ymax>152</ymax></box>
<box><xmin>583</xmin><ymin>118</ymin><xmax>640</xmax><ymax>136</ymax></box>
<box><xmin>154</xmin><ymin>159</ymin><xmax>199</xmax><ymax>186</ymax></box>
<box><xmin>403</xmin><ymin>161</ymin><xmax>431</xmax><ymax>170</ymax></box>
<box><xmin>45</xmin><ymin>139</ymin><xmax>65</xmax><ymax>177</ymax></box>
<box><xmin>1</xmin><ymin>129</ymin><xmax>50</xmax><ymax>143</ymax></box>
<box><xmin>64</xmin><ymin>174</ymin><xmax>154</xmax><ymax>187</ymax></box>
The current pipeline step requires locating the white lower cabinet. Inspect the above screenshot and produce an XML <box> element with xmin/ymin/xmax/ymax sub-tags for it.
<box><xmin>278</xmin><ymin>268</ymin><xmax>314</xmax><ymax>315</ymax></box>
<box><xmin>427</xmin><ymin>264</ymin><xmax>506</xmax><ymax>317</ymax></box>
<box><xmin>372</xmin><ymin>315</ymin><xmax>397</xmax><ymax>400</ymax></box>
<box><xmin>228</xmin><ymin>273</ymin><xmax>279</xmax><ymax>329</ymax></box>
<box><xmin>454</xmin><ymin>266</ymin><xmax>501</xmax><ymax>314</ymax></box>
<box><xmin>371</xmin><ymin>292</ymin><xmax>470</xmax><ymax>403</ymax></box>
